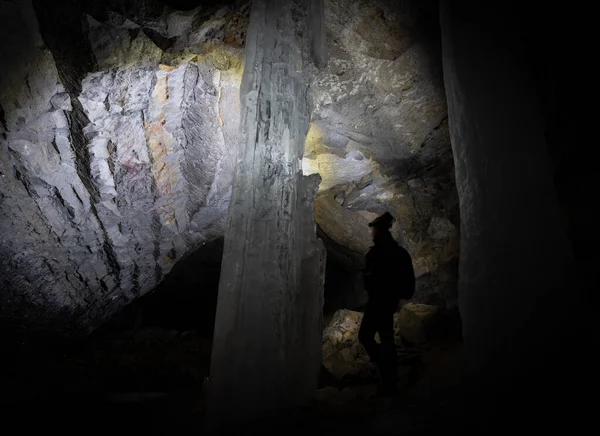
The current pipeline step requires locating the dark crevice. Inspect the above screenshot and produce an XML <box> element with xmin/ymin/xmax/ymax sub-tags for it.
<box><xmin>24</xmin><ymin>72</ymin><xmax>31</xmax><ymax>94</ymax></box>
<box><xmin>0</xmin><ymin>103</ymin><xmax>8</xmax><ymax>132</ymax></box>
<box><xmin>100</xmin><ymin>229</ymin><xmax>121</xmax><ymax>274</ymax></box>
<box><xmin>14</xmin><ymin>168</ymin><xmax>37</xmax><ymax>199</ymax></box>
<box><xmin>71</xmin><ymin>185</ymin><xmax>84</xmax><ymax>205</ymax></box>
<box><xmin>45</xmin><ymin>260</ymin><xmax>55</xmax><ymax>275</ymax></box>
<box><xmin>132</xmin><ymin>262</ymin><xmax>140</xmax><ymax>294</ymax></box>
<box><xmin>31</xmin><ymin>0</ymin><xmax>124</xmax><ymax>292</ymax></box>
<box><xmin>166</xmin><ymin>247</ymin><xmax>177</xmax><ymax>260</ymax></box>
<box><xmin>69</xmin><ymin>101</ymin><xmax>121</xmax><ymax>285</ymax></box>
<box><xmin>75</xmin><ymin>269</ymin><xmax>86</xmax><ymax>285</ymax></box>
<box><xmin>419</xmin><ymin>115</ymin><xmax>448</xmax><ymax>149</ymax></box>
<box><xmin>53</xmin><ymin>187</ymin><xmax>66</xmax><ymax>208</ymax></box>
<box><xmin>127</xmin><ymin>28</ymin><xmax>141</xmax><ymax>40</ymax></box>
<box><xmin>264</xmin><ymin>99</ymin><xmax>271</xmax><ymax>140</ymax></box>
<box><xmin>142</xmin><ymin>28</ymin><xmax>175</xmax><ymax>51</ymax></box>
<box><xmin>51</xmin><ymin>137</ymin><xmax>61</xmax><ymax>155</ymax></box>
<box><xmin>67</xmin><ymin>102</ymin><xmax>100</xmax><ymax>202</ymax></box>
<box><xmin>151</xmin><ymin>194</ymin><xmax>164</xmax><ymax>285</ymax></box>
<box><xmin>53</xmin><ymin>186</ymin><xmax>75</xmax><ymax>219</ymax></box>
<box><xmin>107</xmin><ymin>140</ymin><xmax>116</xmax><ymax>175</ymax></box>
<box><xmin>30</xmin><ymin>0</ymin><xmax>99</xmax><ymax>204</ymax></box>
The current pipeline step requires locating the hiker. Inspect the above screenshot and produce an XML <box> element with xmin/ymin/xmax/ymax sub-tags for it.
<box><xmin>358</xmin><ymin>212</ymin><xmax>415</xmax><ymax>396</ymax></box>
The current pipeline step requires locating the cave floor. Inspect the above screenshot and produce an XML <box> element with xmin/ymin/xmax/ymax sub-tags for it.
<box><xmin>2</xmin><ymin>324</ymin><xmax>463</xmax><ymax>435</ymax></box>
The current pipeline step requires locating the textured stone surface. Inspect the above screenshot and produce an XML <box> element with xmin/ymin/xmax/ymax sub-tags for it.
<box><xmin>305</xmin><ymin>0</ymin><xmax>458</xmax><ymax>309</ymax></box>
<box><xmin>1</xmin><ymin>0</ymin><xmax>458</xmax><ymax>334</ymax></box>
<box><xmin>0</xmin><ymin>0</ymin><xmax>109</xmax><ymax>331</ymax></box>
<box><xmin>0</xmin><ymin>0</ymin><xmax>243</xmax><ymax>334</ymax></box>
<box><xmin>322</xmin><ymin>305</ymin><xmax>439</xmax><ymax>379</ymax></box>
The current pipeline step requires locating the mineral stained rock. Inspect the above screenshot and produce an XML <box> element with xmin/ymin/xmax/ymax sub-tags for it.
<box><xmin>1</xmin><ymin>0</ymin><xmax>458</xmax><ymax>335</ymax></box>
<box><xmin>206</xmin><ymin>0</ymin><xmax>326</xmax><ymax>427</ymax></box>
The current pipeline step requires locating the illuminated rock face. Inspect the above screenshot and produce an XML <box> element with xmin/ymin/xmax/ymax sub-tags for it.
<box><xmin>1</xmin><ymin>0</ymin><xmax>244</xmax><ymax>334</ymax></box>
<box><xmin>0</xmin><ymin>0</ymin><xmax>458</xmax><ymax>334</ymax></box>
<box><xmin>308</xmin><ymin>1</ymin><xmax>458</xmax><ymax>309</ymax></box>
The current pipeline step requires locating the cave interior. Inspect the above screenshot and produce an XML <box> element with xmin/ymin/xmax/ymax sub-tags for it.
<box><xmin>0</xmin><ymin>0</ymin><xmax>593</xmax><ymax>434</ymax></box>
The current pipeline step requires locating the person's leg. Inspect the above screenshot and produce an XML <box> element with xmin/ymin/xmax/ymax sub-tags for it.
<box><xmin>377</xmin><ymin>309</ymin><xmax>399</xmax><ymax>390</ymax></box>
<box><xmin>358</xmin><ymin>305</ymin><xmax>380</xmax><ymax>366</ymax></box>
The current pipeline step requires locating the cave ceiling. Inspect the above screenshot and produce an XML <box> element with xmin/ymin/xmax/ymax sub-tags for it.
<box><xmin>0</xmin><ymin>0</ymin><xmax>458</xmax><ymax>334</ymax></box>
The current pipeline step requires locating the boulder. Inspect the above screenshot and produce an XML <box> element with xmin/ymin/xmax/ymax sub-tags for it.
<box><xmin>394</xmin><ymin>303</ymin><xmax>440</xmax><ymax>345</ymax></box>
<box><xmin>322</xmin><ymin>304</ymin><xmax>441</xmax><ymax>379</ymax></box>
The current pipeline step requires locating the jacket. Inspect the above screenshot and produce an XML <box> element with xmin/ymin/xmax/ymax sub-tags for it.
<box><xmin>363</xmin><ymin>231</ymin><xmax>414</xmax><ymax>304</ymax></box>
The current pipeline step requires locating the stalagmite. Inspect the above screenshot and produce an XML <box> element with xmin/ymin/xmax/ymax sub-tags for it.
<box><xmin>206</xmin><ymin>0</ymin><xmax>327</xmax><ymax>429</ymax></box>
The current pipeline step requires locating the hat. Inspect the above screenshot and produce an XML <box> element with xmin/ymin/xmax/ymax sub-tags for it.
<box><xmin>368</xmin><ymin>212</ymin><xmax>395</xmax><ymax>229</ymax></box>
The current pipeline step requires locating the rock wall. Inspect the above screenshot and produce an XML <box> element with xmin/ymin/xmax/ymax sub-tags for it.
<box><xmin>1</xmin><ymin>0</ymin><xmax>106</xmax><ymax>332</ymax></box>
<box><xmin>1</xmin><ymin>0</ymin><xmax>244</xmax><ymax>335</ymax></box>
<box><xmin>309</xmin><ymin>0</ymin><xmax>458</xmax><ymax>309</ymax></box>
<box><xmin>440</xmin><ymin>0</ymin><xmax>576</xmax><ymax>380</ymax></box>
<box><xmin>1</xmin><ymin>0</ymin><xmax>458</xmax><ymax>335</ymax></box>
<box><xmin>439</xmin><ymin>2</ymin><xmax>590</xmax><ymax>433</ymax></box>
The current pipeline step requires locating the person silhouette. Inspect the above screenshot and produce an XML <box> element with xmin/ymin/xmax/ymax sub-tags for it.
<box><xmin>358</xmin><ymin>212</ymin><xmax>415</xmax><ymax>396</ymax></box>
